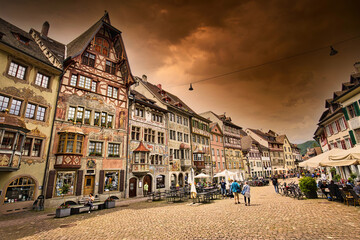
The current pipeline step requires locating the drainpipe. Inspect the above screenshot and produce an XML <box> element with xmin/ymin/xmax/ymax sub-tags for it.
<box><xmin>124</xmin><ymin>92</ymin><xmax>134</xmax><ymax>198</ymax></box>
<box><xmin>41</xmin><ymin>70</ymin><xmax>64</xmax><ymax>197</ymax></box>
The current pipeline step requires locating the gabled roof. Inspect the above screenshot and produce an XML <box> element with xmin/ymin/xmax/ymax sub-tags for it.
<box><xmin>0</xmin><ymin>18</ymin><xmax>56</xmax><ymax>67</ymax></box>
<box><xmin>30</xmin><ymin>29</ymin><xmax>65</xmax><ymax>63</ymax></box>
<box><xmin>66</xmin><ymin>12</ymin><xmax>118</xmax><ymax>58</ymax></box>
<box><xmin>139</xmin><ymin>78</ymin><xmax>195</xmax><ymax>115</ymax></box>
<box><xmin>130</xmin><ymin>90</ymin><xmax>167</xmax><ymax>113</ymax></box>
<box><xmin>209</xmin><ymin>122</ymin><xmax>223</xmax><ymax>135</ymax></box>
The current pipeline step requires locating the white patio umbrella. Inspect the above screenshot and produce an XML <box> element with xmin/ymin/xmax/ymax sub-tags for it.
<box><xmin>189</xmin><ymin>168</ymin><xmax>197</xmax><ymax>198</ymax></box>
<box><xmin>194</xmin><ymin>173</ymin><xmax>211</xmax><ymax>178</ymax></box>
<box><xmin>214</xmin><ymin>170</ymin><xmax>227</xmax><ymax>178</ymax></box>
<box><xmin>299</xmin><ymin>148</ymin><xmax>346</xmax><ymax>168</ymax></box>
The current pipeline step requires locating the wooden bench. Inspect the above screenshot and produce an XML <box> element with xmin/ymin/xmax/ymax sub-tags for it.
<box><xmin>70</xmin><ymin>202</ymin><xmax>105</xmax><ymax>215</ymax></box>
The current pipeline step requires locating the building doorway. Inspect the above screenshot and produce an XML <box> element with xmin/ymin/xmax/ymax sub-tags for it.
<box><xmin>83</xmin><ymin>175</ymin><xmax>95</xmax><ymax>196</ymax></box>
<box><xmin>143</xmin><ymin>175</ymin><xmax>152</xmax><ymax>195</ymax></box>
<box><xmin>178</xmin><ymin>173</ymin><xmax>183</xmax><ymax>187</ymax></box>
<box><xmin>129</xmin><ymin>177</ymin><xmax>137</xmax><ymax>198</ymax></box>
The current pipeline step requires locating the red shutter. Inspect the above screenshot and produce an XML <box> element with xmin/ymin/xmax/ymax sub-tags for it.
<box><xmin>46</xmin><ymin>170</ymin><xmax>56</xmax><ymax>199</ymax></box>
<box><xmin>334</xmin><ymin>142</ymin><xmax>338</xmax><ymax>148</ymax></box>
<box><xmin>329</xmin><ymin>125</ymin><xmax>334</xmax><ymax>135</ymax></box>
<box><xmin>343</xmin><ymin>117</ymin><xmax>348</xmax><ymax>129</ymax></box>
<box><xmin>119</xmin><ymin>170</ymin><xmax>125</xmax><ymax>192</ymax></box>
<box><xmin>328</xmin><ymin>144</ymin><xmax>331</xmax><ymax>150</ymax></box>
<box><xmin>76</xmin><ymin>170</ymin><xmax>83</xmax><ymax>196</ymax></box>
<box><xmin>335</xmin><ymin>121</ymin><xmax>341</xmax><ymax>132</ymax></box>
<box><xmin>341</xmin><ymin>140</ymin><xmax>346</xmax><ymax>149</ymax></box>
<box><xmin>98</xmin><ymin>170</ymin><xmax>104</xmax><ymax>194</ymax></box>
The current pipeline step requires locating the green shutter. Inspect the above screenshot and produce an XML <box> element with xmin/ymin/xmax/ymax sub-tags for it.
<box><xmin>353</xmin><ymin>102</ymin><xmax>360</xmax><ymax>116</ymax></box>
<box><xmin>349</xmin><ymin>130</ymin><xmax>357</xmax><ymax>145</ymax></box>
<box><xmin>342</xmin><ymin>107</ymin><xmax>350</xmax><ymax>121</ymax></box>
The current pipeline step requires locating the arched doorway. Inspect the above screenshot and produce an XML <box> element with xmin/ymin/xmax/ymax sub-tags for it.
<box><xmin>143</xmin><ymin>175</ymin><xmax>152</xmax><ymax>195</ymax></box>
<box><xmin>171</xmin><ymin>174</ymin><xmax>177</xmax><ymax>188</ymax></box>
<box><xmin>129</xmin><ymin>177</ymin><xmax>137</xmax><ymax>198</ymax></box>
<box><xmin>178</xmin><ymin>173</ymin><xmax>184</xmax><ymax>187</ymax></box>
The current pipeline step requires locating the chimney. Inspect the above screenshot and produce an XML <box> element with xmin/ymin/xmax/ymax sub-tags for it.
<box><xmin>354</xmin><ymin>62</ymin><xmax>360</xmax><ymax>73</ymax></box>
<box><xmin>142</xmin><ymin>74</ymin><xmax>147</xmax><ymax>82</ymax></box>
<box><xmin>41</xmin><ymin>21</ymin><xmax>50</xmax><ymax>37</ymax></box>
<box><xmin>157</xmin><ymin>84</ymin><xmax>162</xmax><ymax>90</ymax></box>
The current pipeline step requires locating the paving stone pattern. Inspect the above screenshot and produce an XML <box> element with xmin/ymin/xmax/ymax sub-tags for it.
<box><xmin>1</xmin><ymin>179</ymin><xmax>360</xmax><ymax>240</ymax></box>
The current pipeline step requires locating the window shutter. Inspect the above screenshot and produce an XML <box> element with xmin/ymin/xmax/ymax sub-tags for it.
<box><xmin>98</xmin><ymin>170</ymin><xmax>104</xmax><ymax>194</ymax></box>
<box><xmin>342</xmin><ymin>107</ymin><xmax>350</xmax><ymax>121</ymax></box>
<box><xmin>353</xmin><ymin>102</ymin><xmax>360</xmax><ymax>116</ymax></box>
<box><xmin>341</xmin><ymin>140</ymin><xmax>346</xmax><ymax>149</ymax></box>
<box><xmin>76</xmin><ymin>170</ymin><xmax>83</xmax><ymax>196</ymax></box>
<box><xmin>335</xmin><ymin>121</ymin><xmax>341</xmax><ymax>132</ymax></box>
<box><xmin>120</xmin><ymin>170</ymin><xmax>125</xmax><ymax>192</ymax></box>
<box><xmin>329</xmin><ymin>125</ymin><xmax>333</xmax><ymax>135</ymax></box>
<box><xmin>349</xmin><ymin>130</ymin><xmax>357</xmax><ymax>145</ymax></box>
<box><xmin>46</xmin><ymin>170</ymin><xmax>56</xmax><ymax>199</ymax></box>
<box><xmin>343</xmin><ymin>117</ymin><xmax>348</xmax><ymax>128</ymax></box>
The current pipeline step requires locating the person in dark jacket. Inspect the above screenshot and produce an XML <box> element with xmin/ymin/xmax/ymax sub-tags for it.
<box><xmin>272</xmin><ymin>176</ymin><xmax>279</xmax><ymax>193</ymax></box>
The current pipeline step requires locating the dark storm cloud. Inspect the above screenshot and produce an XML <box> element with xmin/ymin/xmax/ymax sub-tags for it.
<box><xmin>1</xmin><ymin>0</ymin><xmax>360</xmax><ymax>143</ymax></box>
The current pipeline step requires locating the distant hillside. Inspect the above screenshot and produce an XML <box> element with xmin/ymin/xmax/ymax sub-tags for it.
<box><xmin>297</xmin><ymin>140</ymin><xmax>320</xmax><ymax>156</ymax></box>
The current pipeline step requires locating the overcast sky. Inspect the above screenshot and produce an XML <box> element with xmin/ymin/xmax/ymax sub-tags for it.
<box><xmin>2</xmin><ymin>0</ymin><xmax>360</xmax><ymax>143</ymax></box>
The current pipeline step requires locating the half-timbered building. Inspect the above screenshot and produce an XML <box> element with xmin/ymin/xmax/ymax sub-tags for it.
<box><xmin>44</xmin><ymin>13</ymin><xmax>134</xmax><ymax>206</ymax></box>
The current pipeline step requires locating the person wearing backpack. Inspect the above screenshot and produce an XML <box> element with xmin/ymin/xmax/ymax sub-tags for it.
<box><xmin>231</xmin><ymin>180</ymin><xmax>241</xmax><ymax>204</ymax></box>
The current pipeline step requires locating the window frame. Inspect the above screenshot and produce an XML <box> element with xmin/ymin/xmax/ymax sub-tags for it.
<box><xmin>82</xmin><ymin>52</ymin><xmax>96</xmax><ymax>67</ymax></box>
<box><xmin>57</xmin><ymin>133</ymin><xmax>84</xmax><ymax>155</ymax></box>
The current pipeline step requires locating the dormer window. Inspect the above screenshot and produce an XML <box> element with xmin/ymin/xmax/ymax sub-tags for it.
<box><xmin>94</xmin><ymin>37</ymin><xmax>110</xmax><ymax>57</ymax></box>
<box><xmin>12</xmin><ymin>32</ymin><xmax>30</xmax><ymax>45</ymax></box>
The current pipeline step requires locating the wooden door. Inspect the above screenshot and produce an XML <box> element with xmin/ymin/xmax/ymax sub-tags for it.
<box><xmin>143</xmin><ymin>175</ymin><xmax>152</xmax><ymax>194</ymax></box>
<box><xmin>129</xmin><ymin>178</ymin><xmax>137</xmax><ymax>198</ymax></box>
<box><xmin>83</xmin><ymin>175</ymin><xmax>95</xmax><ymax>196</ymax></box>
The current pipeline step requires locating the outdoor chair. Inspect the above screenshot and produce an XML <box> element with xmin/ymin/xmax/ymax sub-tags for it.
<box><xmin>339</xmin><ymin>189</ymin><xmax>354</xmax><ymax>206</ymax></box>
<box><xmin>348</xmin><ymin>189</ymin><xmax>360</xmax><ymax>207</ymax></box>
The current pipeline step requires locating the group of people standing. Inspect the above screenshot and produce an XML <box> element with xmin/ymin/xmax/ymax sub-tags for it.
<box><xmin>220</xmin><ymin>179</ymin><xmax>251</xmax><ymax>206</ymax></box>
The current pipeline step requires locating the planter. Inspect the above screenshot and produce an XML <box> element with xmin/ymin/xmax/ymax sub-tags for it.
<box><xmin>105</xmin><ymin>201</ymin><xmax>115</xmax><ymax>209</ymax></box>
<box><xmin>56</xmin><ymin>208</ymin><xmax>71</xmax><ymax>218</ymax></box>
<box><xmin>305</xmin><ymin>191</ymin><xmax>318</xmax><ymax>199</ymax></box>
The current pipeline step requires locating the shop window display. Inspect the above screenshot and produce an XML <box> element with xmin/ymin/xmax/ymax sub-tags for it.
<box><xmin>4</xmin><ymin>177</ymin><xmax>35</xmax><ymax>204</ymax></box>
<box><xmin>104</xmin><ymin>171</ymin><xmax>119</xmax><ymax>191</ymax></box>
<box><xmin>55</xmin><ymin>171</ymin><xmax>75</xmax><ymax>197</ymax></box>
<box><xmin>156</xmin><ymin>175</ymin><xmax>165</xmax><ymax>189</ymax></box>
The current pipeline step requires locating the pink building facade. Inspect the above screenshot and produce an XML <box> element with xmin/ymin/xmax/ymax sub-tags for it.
<box><xmin>210</xmin><ymin>123</ymin><xmax>225</xmax><ymax>174</ymax></box>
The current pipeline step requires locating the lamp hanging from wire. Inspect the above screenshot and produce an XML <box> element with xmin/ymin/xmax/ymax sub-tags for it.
<box><xmin>189</xmin><ymin>83</ymin><xmax>193</xmax><ymax>91</ymax></box>
<box><xmin>330</xmin><ymin>46</ymin><xmax>338</xmax><ymax>56</ymax></box>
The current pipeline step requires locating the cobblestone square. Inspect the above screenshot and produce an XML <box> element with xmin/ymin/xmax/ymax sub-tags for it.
<box><xmin>1</xmin><ymin>180</ymin><xmax>359</xmax><ymax>240</ymax></box>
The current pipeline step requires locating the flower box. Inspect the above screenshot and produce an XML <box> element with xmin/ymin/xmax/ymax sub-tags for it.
<box><xmin>105</xmin><ymin>201</ymin><xmax>115</xmax><ymax>209</ymax></box>
<box><xmin>56</xmin><ymin>208</ymin><xmax>71</xmax><ymax>218</ymax></box>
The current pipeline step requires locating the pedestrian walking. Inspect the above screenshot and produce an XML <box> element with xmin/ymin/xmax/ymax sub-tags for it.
<box><xmin>272</xmin><ymin>176</ymin><xmax>279</xmax><ymax>193</ymax></box>
<box><xmin>231</xmin><ymin>180</ymin><xmax>241</xmax><ymax>204</ymax></box>
<box><xmin>220</xmin><ymin>179</ymin><xmax>226</xmax><ymax>197</ymax></box>
<box><xmin>144</xmin><ymin>182</ymin><xmax>149</xmax><ymax>196</ymax></box>
<box><xmin>242</xmin><ymin>181</ymin><xmax>251</xmax><ymax>206</ymax></box>
<box><xmin>228</xmin><ymin>179</ymin><xmax>233</xmax><ymax>198</ymax></box>
<box><xmin>88</xmin><ymin>193</ymin><xmax>95</xmax><ymax>213</ymax></box>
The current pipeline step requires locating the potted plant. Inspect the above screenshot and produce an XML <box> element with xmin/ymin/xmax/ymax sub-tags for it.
<box><xmin>333</xmin><ymin>174</ymin><xmax>341</xmax><ymax>182</ymax></box>
<box><xmin>56</xmin><ymin>184</ymin><xmax>71</xmax><ymax>218</ymax></box>
<box><xmin>299</xmin><ymin>177</ymin><xmax>317</xmax><ymax>199</ymax></box>
<box><xmin>104</xmin><ymin>197</ymin><xmax>115</xmax><ymax>209</ymax></box>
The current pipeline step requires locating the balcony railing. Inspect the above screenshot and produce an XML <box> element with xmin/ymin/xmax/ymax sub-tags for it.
<box><xmin>132</xmin><ymin>163</ymin><xmax>150</xmax><ymax>173</ymax></box>
<box><xmin>54</xmin><ymin>154</ymin><xmax>82</xmax><ymax>169</ymax></box>
<box><xmin>0</xmin><ymin>151</ymin><xmax>21</xmax><ymax>171</ymax></box>
<box><xmin>180</xmin><ymin>159</ymin><xmax>192</xmax><ymax>167</ymax></box>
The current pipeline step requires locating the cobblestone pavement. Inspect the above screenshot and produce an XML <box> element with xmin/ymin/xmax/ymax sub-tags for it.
<box><xmin>1</xmin><ymin>179</ymin><xmax>360</xmax><ymax>240</ymax></box>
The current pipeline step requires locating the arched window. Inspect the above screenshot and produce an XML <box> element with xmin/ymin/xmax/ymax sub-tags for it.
<box><xmin>4</xmin><ymin>177</ymin><xmax>35</xmax><ymax>203</ymax></box>
<box><xmin>94</xmin><ymin>37</ymin><xmax>110</xmax><ymax>57</ymax></box>
<box><xmin>57</xmin><ymin>133</ymin><xmax>84</xmax><ymax>154</ymax></box>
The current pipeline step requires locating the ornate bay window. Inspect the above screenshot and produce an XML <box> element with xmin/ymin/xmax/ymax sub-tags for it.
<box><xmin>132</xmin><ymin>141</ymin><xmax>150</xmax><ymax>175</ymax></box>
<box><xmin>55</xmin><ymin>126</ymin><xmax>85</xmax><ymax>169</ymax></box>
